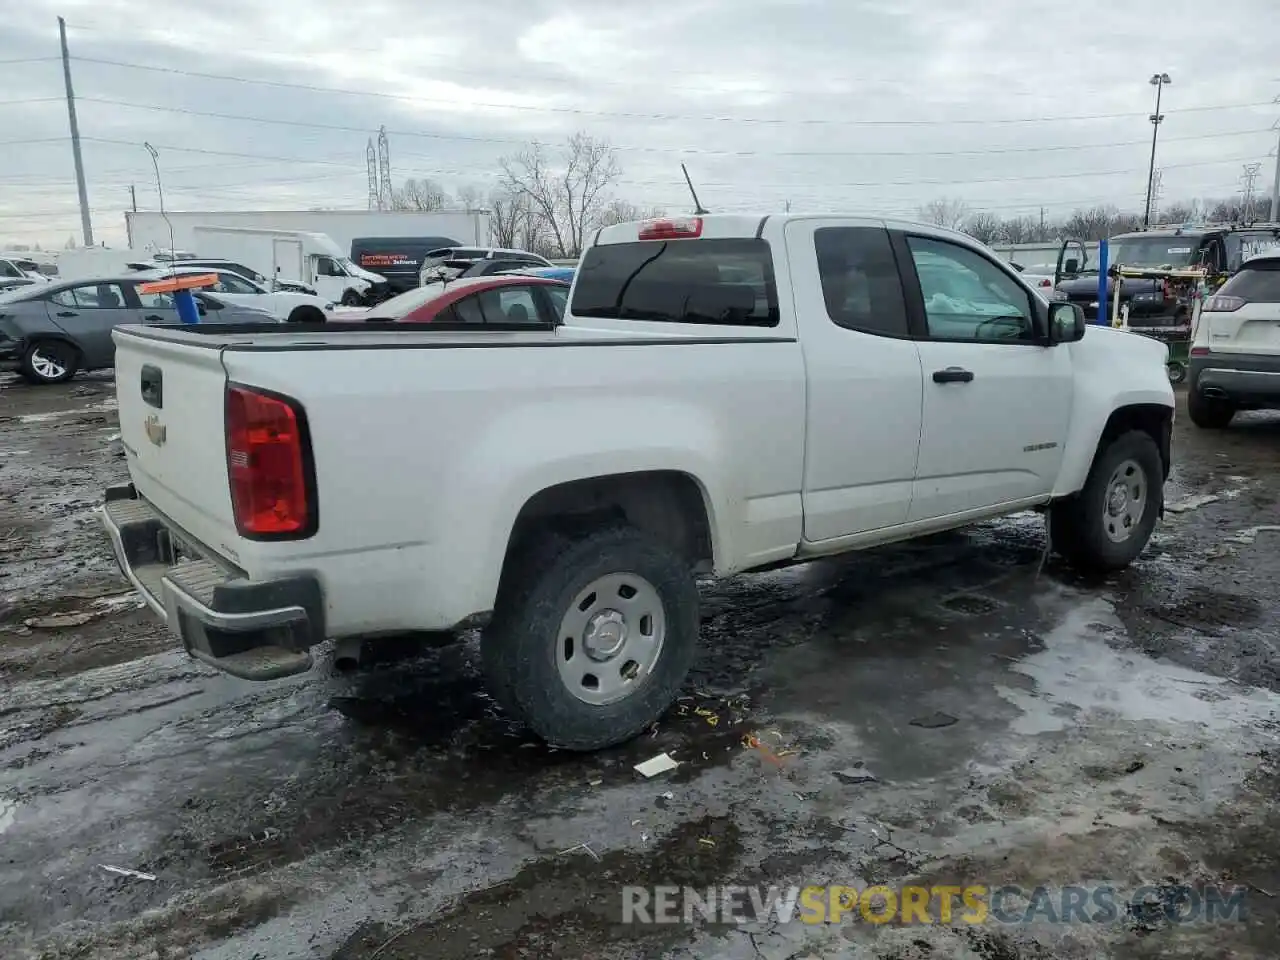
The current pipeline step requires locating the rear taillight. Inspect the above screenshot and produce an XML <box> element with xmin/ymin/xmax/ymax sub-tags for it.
<box><xmin>1039</xmin><ymin>278</ymin><xmax>1052</xmax><ymax>287</ymax></box>
<box><xmin>638</xmin><ymin>217</ymin><xmax>703</xmax><ymax>241</ymax></box>
<box><xmin>1190</xmin><ymin>346</ymin><xmax>1210</xmax><ymax>357</ymax></box>
<box><xmin>225</xmin><ymin>384</ymin><xmax>315</xmax><ymax>538</ymax></box>
<box><xmin>1203</xmin><ymin>295</ymin><xmax>1246</xmax><ymax>313</ymax></box>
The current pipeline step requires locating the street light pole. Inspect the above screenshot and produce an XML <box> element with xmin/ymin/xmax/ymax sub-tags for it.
<box><xmin>1143</xmin><ymin>72</ymin><xmax>1171</xmax><ymax>227</ymax></box>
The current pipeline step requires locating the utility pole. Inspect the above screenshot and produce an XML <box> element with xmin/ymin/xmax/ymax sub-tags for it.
<box><xmin>1143</xmin><ymin>72</ymin><xmax>1171</xmax><ymax>228</ymax></box>
<box><xmin>1270</xmin><ymin>116</ymin><xmax>1279</xmax><ymax>223</ymax></box>
<box><xmin>129</xmin><ymin>184</ymin><xmax>137</xmax><ymax>213</ymax></box>
<box><xmin>58</xmin><ymin>17</ymin><xmax>93</xmax><ymax>247</ymax></box>
<box><xmin>1039</xmin><ymin>207</ymin><xmax>1045</xmax><ymax>239</ymax></box>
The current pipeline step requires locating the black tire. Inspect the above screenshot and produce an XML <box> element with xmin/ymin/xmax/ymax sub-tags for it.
<box><xmin>1050</xmin><ymin>430</ymin><xmax>1163</xmax><ymax>573</ymax></box>
<box><xmin>340</xmin><ymin>289</ymin><xmax>361</xmax><ymax>306</ymax></box>
<box><xmin>1187</xmin><ymin>387</ymin><xmax>1235</xmax><ymax>429</ymax></box>
<box><xmin>18</xmin><ymin>339</ymin><xmax>78</xmax><ymax>385</ymax></box>
<box><xmin>481</xmin><ymin>526</ymin><xmax>699</xmax><ymax>751</ymax></box>
<box><xmin>1166</xmin><ymin>362</ymin><xmax>1186</xmax><ymax>385</ymax></box>
<box><xmin>287</xmin><ymin>306</ymin><xmax>326</xmax><ymax>324</ymax></box>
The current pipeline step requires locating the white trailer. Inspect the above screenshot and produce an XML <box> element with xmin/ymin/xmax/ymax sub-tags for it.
<box><xmin>125</xmin><ymin>209</ymin><xmax>490</xmax><ymax>255</ymax></box>
<box><xmin>190</xmin><ymin>226</ymin><xmax>388</xmax><ymax>305</ymax></box>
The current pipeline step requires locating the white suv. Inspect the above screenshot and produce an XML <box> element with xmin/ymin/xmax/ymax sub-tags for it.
<box><xmin>418</xmin><ymin>247</ymin><xmax>552</xmax><ymax>285</ymax></box>
<box><xmin>1188</xmin><ymin>253</ymin><xmax>1280</xmax><ymax>428</ymax></box>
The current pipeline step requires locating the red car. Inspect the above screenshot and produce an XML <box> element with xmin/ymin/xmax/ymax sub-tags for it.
<box><xmin>382</xmin><ymin>275</ymin><xmax>569</xmax><ymax>325</ymax></box>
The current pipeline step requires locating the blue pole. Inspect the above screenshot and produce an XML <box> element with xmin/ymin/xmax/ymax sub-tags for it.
<box><xmin>1095</xmin><ymin>239</ymin><xmax>1109</xmax><ymax>325</ymax></box>
<box><xmin>174</xmin><ymin>289</ymin><xmax>200</xmax><ymax>325</ymax></box>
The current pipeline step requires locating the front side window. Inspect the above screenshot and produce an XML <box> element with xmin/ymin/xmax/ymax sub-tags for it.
<box><xmin>572</xmin><ymin>238</ymin><xmax>778</xmax><ymax>327</ymax></box>
<box><xmin>814</xmin><ymin>227</ymin><xmax>908</xmax><ymax>337</ymax></box>
<box><xmin>906</xmin><ymin>237</ymin><xmax>1035</xmax><ymax>342</ymax></box>
<box><xmin>315</xmin><ymin>257</ymin><xmax>342</xmax><ymax>277</ymax></box>
<box><xmin>0</xmin><ymin>261</ymin><xmax>22</xmax><ymax>279</ymax></box>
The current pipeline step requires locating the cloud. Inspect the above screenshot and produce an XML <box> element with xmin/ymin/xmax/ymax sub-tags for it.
<box><xmin>0</xmin><ymin>0</ymin><xmax>1275</xmax><ymax>246</ymax></box>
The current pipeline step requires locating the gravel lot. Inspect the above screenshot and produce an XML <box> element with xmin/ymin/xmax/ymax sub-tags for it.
<box><xmin>3</xmin><ymin>370</ymin><xmax>1279</xmax><ymax>960</ymax></box>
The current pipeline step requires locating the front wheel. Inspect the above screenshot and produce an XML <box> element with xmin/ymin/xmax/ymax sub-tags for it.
<box><xmin>1050</xmin><ymin>430</ymin><xmax>1163</xmax><ymax>573</ymax></box>
<box><xmin>19</xmin><ymin>340</ymin><xmax>78</xmax><ymax>384</ymax></box>
<box><xmin>481</xmin><ymin>526</ymin><xmax>699</xmax><ymax>750</ymax></box>
<box><xmin>286</xmin><ymin>306</ymin><xmax>326</xmax><ymax>324</ymax></box>
<box><xmin>340</xmin><ymin>289</ymin><xmax>362</xmax><ymax>306</ymax></box>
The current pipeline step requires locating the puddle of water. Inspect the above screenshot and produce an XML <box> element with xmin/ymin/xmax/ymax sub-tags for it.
<box><xmin>997</xmin><ymin>597</ymin><xmax>1280</xmax><ymax>736</ymax></box>
<box><xmin>0</xmin><ymin>797</ymin><xmax>18</xmax><ymax>835</ymax></box>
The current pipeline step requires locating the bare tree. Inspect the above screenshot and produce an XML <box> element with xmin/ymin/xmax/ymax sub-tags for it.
<box><xmin>962</xmin><ymin>211</ymin><xmax>1003</xmax><ymax>245</ymax></box>
<box><xmin>1208</xmin><ymin>197</ymin><xmax>1250</xmax><ymax>222</ymax></box>
<box><xmin>455</xmin><ymin>184</ymin><xmax>483</xmax><ymax>211</ymax></box>
<box><xmin>1001</xmin><ymin>215</ymin><xmax>1039</xmax><ymax>245</ymax></box>
<box><xmin>1057</xmin><ymin>206</ymin><xmax>1126</xmax><ymax>241</ymax></box>
<box><xmin>490</xmin><ymin>188</ymin><xmax>537</xmax><ymax>249</ymax></box>
<box><xmin>598</xmin><ymin>199</ymin><xmax>666</xmax><ymax>227</ymax></box>
<box><xmin>391</xmin><ymin>178</ymin><xmax>449</xmax><ymax>211</ymax></box>
<box><xmin>499</xmin><ymin>132</ymin><xmax>622</xmax><ymax>257</ymax></box>
<box><xmin>917</xmin><ymin>198</ymin><xmax>972</xmax><ymax>231</ymax></box>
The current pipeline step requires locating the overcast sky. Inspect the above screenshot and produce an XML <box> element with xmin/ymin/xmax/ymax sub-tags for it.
<box><xmin>1</xmin><ymin>0</ymin><xmax>1276</xmax><ymax>247</ymax></box>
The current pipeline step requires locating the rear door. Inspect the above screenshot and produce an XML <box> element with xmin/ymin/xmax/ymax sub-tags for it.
<box><xmin>1201</xmin><ymin>259</ymin><xmax>1280</xmax><ymax>355</ymax></box>
<box><xmin>44</xmin><ymin>282</ymin><xmax>138</xmax><ymax>367</ymax></box>
<box><xmin>784</xmin><ymin>220</ymin><xmax>924</xmax><ymax>540</ymax></box>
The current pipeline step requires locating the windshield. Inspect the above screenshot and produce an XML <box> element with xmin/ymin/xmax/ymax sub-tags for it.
<box><xmin>1105</xmin><ymin>237</ymin><xmax>1200</xmax><ymax>270</ymax></box>
<box><xmin>335</xmin><ymin>257</ymin><xmax>358</xmax><ymax>275</ymax></box>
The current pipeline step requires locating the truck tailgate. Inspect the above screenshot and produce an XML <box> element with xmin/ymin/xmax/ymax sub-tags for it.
<box><xmin>113</xmin><ymin>329</ymin><xmax>239</xmax><ymax>557</ymax></box>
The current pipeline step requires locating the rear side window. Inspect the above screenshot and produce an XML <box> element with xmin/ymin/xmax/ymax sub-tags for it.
<box><xmin>814</xmin><ymin>227</ymin><xmax>909</xmax><ymax>337</ymax></box>
<box><xmin>572</xmin><ymin>239</ymin><xmax>778</xmax><ymax>327</ymax></box>
<box><xmin>1218</xmin><ymin>260</ymin><xmax>1280</xmax><ymax>302</ymax></box>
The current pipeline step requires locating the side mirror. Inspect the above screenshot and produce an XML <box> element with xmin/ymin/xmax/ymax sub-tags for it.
<box><xmin>1063</xmin><ymin>257</ymin><xmax>1080</xmax><ymax>275</ymax></box>
<box><xmin>1048</xmin><ymin>301</ymin><xmax>1086</xmax><ymax>344</ymax></box>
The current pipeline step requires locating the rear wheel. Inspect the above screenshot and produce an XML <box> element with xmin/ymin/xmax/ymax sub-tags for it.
<box><xmin>1050</xmin><ymin>430</ymin><xmax>1162</xmax><ymax>572</ymax></box>
<box><xmin>286</xmin><ymin>306</ymin><xmax>326</xmax><ymax>324</ymax></box>
<box><xmin>19</xmin><ymin>339</ymin><xmax>78</xmax><ymax>385</ymax></box>
<box><xmin>481</xmin><ymin>526</ymin><xmax>699</xmax><ymax>750</ymax></box>
<box><xmin>1187</xmin><ymin>387</ymin><xmax>1235</xmax><ymax>429</ymax></box>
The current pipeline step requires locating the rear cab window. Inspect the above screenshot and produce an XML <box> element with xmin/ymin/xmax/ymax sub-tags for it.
<box><xmin>571</xmin><ymin>238</ymin><xmax>778</xmax><ymax>327</ymax></box>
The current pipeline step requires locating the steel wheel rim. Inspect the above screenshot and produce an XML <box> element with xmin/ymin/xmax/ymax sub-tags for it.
<box><xmin>556</xmin><ymin>572</ymin><xmax>666</xmax><ymax>705</ymax></box>
<box><xmin>1103</xmin><ymin>458</ymin><xmax>1147</xmax><ymax>543</ymax></box>
<box><xmin>31</xmin><ymin>348</ymin><xmax>65</xmax><ymax>379</ymax></box>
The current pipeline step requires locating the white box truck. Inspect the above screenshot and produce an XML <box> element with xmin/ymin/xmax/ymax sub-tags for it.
<box><xmin>191</xmin><ymin>226</ymin><xmax>389</xmax><ymax>305</ymax></box>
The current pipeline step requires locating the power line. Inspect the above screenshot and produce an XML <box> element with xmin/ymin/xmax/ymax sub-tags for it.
<box><xmin>0</xmin><ymin>57</ymin><xmax>61</xmax><ymax>66</ymax></box>
<box><xmin>66</xmin><ymin>95</ymin><xmax>1277</xmax><ymax>158</ymax></box>
<box><xmin>67</xmin><ymin>55</ymin><xmax>1277</xmax><ymax>127</ymax></box>
<box><xmin>0</xmin><ymin>97</ymin><xmax>64</xmax><ymax>107</ymax></box>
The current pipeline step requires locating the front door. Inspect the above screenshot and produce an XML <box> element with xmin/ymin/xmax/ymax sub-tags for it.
<box><xmin>44</xmin><ymin>282</ymin><xmax>137</xmax><ymax>367</ymax></box>
<box><xmin>785</xmin><ymin>220</ymin><xmax>924</xmax><ymax>541</ymax></box>
<box><xmin>899</xmin><ymin>233</ymin><xmax>1073</xmax><ymax>521</ymax></box>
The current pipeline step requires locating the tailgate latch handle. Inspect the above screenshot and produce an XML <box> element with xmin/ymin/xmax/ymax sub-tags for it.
<box><xmin>140</xmin><ymin>364</ymin><xmax>163</xmax><ymax>408</ymax></box>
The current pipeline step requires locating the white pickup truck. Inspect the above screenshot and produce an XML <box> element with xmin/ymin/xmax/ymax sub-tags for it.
<box><xmin>97</xmin><ymin>214</ymin><xmax>1174</xmax><ymax>750</ymax></box>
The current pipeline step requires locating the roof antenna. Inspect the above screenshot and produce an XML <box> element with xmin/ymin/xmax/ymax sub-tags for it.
<box><xmin>681</xmin><ymin>163</ymin><xmax>709</xmax><ymax>216</ymax></box>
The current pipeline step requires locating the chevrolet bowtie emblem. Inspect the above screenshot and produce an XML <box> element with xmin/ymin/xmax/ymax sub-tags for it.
<box><xmin>144</xmin><ymin>415</ymin><xmax>167</xmax><ymax>447</ymax></box>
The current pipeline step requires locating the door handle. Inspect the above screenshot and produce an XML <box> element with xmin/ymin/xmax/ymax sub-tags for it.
<box><xmin>144</xmin><ymin>314</ymin><xmax>165</xmax><ymax>323</ymax></box>
<box><xmin>933</xmin><ymin>367</ymin><xmax>975</xmax><ymax>384</ymax></box>
<box><xmin>56</xmin><ymin>310</ymin><xmax>77</xmax><ymax>318</ymax></box>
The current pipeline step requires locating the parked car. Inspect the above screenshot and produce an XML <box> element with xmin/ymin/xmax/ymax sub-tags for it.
<box><xmin>131</xmin><ymin>258</ymin><xmax>318</xmax><ymax>296</ymax></box>
<box><xmin>97</xmin><ymin>213</ymin><xmax>1173</xmax><ymax>751</ymax></box>
<box><xmin>418</xmin><ymin>247</ymin><xmax>552</xmax><ymax>286</ymax></box>
<box><xmin>498</xmin><ymin>266</ymin><xmax>577</xmax><ymax>283</ymax></box>
<box><xmin>0</xmin><ymin>277</ymin><xmax>39</xmax><ymax>294</ymax></box>
<box><xmin>0</xmin><ymin>276</ymin><xmax>275</xmax><ymax>384</ymax></box>
<box><xmin>1187</xmin><ymin>252</ymin><xmax>1280</xmax><ymax>429</ymax></box>
<box><xmin>133</xmin><ymin>266</ymin><xmax>335</xmax><ymax>323</ymax></box>
<box><xmin>1010</xmin><ymin>262</ymin><xmax>1062</xmax><ymax>296</ymax></box>
<box><xmin>392</xmin><ymin>275</ymin><xmax>567</xmax><ymax>324</ymax></box>
<box><xmin>350</xmin><ymin>236</ymin><xmax>461</xmax><ymax>294</ymax></box>
<box><xmin>0</xmin><ymin>257</ymin><xmax>51</xmax><ymax>285</ymax></box>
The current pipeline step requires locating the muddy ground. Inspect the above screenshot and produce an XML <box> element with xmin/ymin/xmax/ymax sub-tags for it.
<box><xmin>2</xmin><ymin>369</ymin><xmax>1279</xmax><ymax>960</ymax></box>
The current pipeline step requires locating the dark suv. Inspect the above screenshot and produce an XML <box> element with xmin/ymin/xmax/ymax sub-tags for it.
<box><xmin>1055</xmin><ymin>224</ymin><xmax>1280</xmax><ymax>327</ymax></box>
